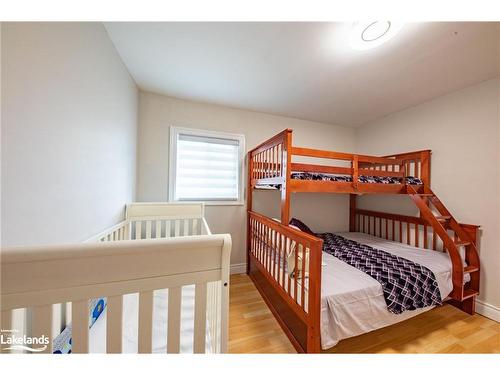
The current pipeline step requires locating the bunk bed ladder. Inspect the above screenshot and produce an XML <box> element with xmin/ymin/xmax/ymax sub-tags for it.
<box><xmin>407</xmin><ymin>185</ymin><xmax>480</xmax><ymax>314</ymax></box>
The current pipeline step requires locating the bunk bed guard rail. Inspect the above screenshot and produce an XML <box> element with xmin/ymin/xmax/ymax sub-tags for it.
<box><xmin>248</xmin><ymin>129</ymin><xmax>432</xmax><ymax>190</ymax></box>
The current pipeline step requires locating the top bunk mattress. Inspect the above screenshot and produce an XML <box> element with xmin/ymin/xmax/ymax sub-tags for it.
<box><xmin>291</xmin><ymin>172</ymin><xmax>423</xmax><ymax>185</ymax></box>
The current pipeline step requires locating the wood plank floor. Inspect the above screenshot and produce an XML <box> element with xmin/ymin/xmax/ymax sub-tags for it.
<box><xmin>228</xmin><ymin>274</ymin><xmax>500</xmax><ymax>353</ymax></box>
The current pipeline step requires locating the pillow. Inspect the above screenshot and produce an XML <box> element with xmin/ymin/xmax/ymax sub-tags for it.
<box><xmin>287</xmin><ymin>244</ymin><xmax>309</xmax><ymax>280</ymax></box>
<box><xmin>289</xmin><ymin>218</ymin><xmax>314</xmax><ymax>235</ymax></box>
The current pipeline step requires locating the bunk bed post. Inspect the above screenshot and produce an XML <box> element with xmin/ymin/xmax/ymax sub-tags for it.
<box><xmin>280</xmin><ymin>129</ymin><xmax>293</xmax><ymax>224</ymax></box>
<box><xmin>246</xmin><ymin>153</ymin><xmax>254</xmax><ymax>274</ymax></box>
<box><xmin>352</xmin><ymin>155</ymin><xmax>359</xmax><ymax>190</ymax></box>
<box><xmin>349</xmin><ymin>194</ymin><xmax>357</xmax><ymax>232</ymax></box>
<box><xmin>306</xmin><ymin>238</ymin><xmax>323</xmax><ymax>353</ymax></box>
<box><xmin>420</xmin><ymin>150</ymin><xmax>431</xmax><ymax>187</ymax></box>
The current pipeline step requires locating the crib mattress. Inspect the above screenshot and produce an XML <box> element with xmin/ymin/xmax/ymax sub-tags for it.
<box><xmin>320</xmin><ymin>232</ymin><xmax>457</xmax><ymax>350</ymax></box>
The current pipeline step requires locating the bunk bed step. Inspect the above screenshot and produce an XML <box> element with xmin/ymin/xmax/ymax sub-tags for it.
<box><xmin>454</xmin><ymin>240</ymin><xmax>471</xmax><ymax>246</ymax></box>
<box><xmin>434</xmin><ymin>215</ymin><xmax>451</xmax><ymax>221</ymax></box>
<box><xmin>462</xmin><ymin>289</ymin><xmax>479</xmax><ymax>300</ymax></box>
<box><xmin>464</xmin><ymin>265</ymin><xmax>479</xmax><ymax>273</ymax></box>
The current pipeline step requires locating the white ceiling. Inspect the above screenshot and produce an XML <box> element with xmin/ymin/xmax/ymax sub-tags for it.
<box><xmin>104</xmin><ymin>22</ymin><xmax>500</xmax><ymax>127</ymax></box>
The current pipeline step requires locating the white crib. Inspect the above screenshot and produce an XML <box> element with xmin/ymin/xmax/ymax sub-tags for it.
<box><xmin>0</xmin><ymin>202</ymin><xmax>231</xmax><ymax>354</ymax></box>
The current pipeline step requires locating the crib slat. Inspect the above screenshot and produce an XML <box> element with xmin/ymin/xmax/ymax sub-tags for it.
<box><xmin>52</xmin><ymin>303</ymin><xmax>65</xmax><ymax>339</ymax></box>
<box><xmin>106</xmin><ymin>295</ymin><xmax>123</xmax><ymax>353</ymax></box>
<box><xmin>165</xmin><ymin>221</ymin><xmax>171</xmax><ymax>237</ymax></box>
<box><xmin>1</xmin><ymin>309</ymin><xmax>12</xmax><ymax>353</ymax></box>
<box><xmin>183</xmin><ymin>219</ymin><xmax>190</xmax><ymax>236</ymax></box>
<box><xmin>167</xmin><ymin>287</ymin><xmax>182</xmax><ymax>353</ymax></box>
<box><xmin>124</xmin><ymin>222</ymin><xmax>131</xmax><ymax>240</ymax></box>
<box><xmin>146</xmin><ymin>221</ymin><xmax>152</xmax><ymax>239</ymax></box>
<box><xmin>156</xmin><ymin>221</ymin><xmax>162</xmax><ymax>238</ymax></box>
<box><xmin>174</xmin><ymin>220</ymin><xmax>180</xmax><ymax>237</ymax></box>
<box><xmin>1</xmin><ymin>309</ymin><xmax>12</xmax><ymax>332</ymax></box>
<box><xmin>135</xmin><ymin>221</ymin><xmax>142</xmax><ymax>240</ymax></box>
<box><xmin>72</xmin><ymin>300</ymin><xmax>89</xmax><ymax>353</ymax></box>
<box><xmin>192</xmin><ymin>218</ymin><xmax>198</xmax><ymax>236</ymax></box>
<box><xmin>32</xmin><ymin>304</ymin><xmax>52</xmax><ymax>353</ymax></box>
<box><xmin>138</xmin><ymin>291</ymin><xmax>154</xmax><ymax>353</ymax></box>
<box><xmin>193</xmin><ymin>283</ymin><xmax>207</xmax><ymax>353</ymax></box>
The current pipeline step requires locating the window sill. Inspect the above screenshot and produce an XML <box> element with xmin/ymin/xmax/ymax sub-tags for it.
<box><xmin>172</xmin><ymin>200</ymin><xmax>245</xmax><ymax>206</ymax></box>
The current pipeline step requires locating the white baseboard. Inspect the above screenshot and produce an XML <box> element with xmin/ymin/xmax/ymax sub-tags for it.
<box><xmin>476</xmin><ymin>299</ymin><xmax>500</xmax><ymax>322</ymax></box>
<box><xmin>230</xmin><ymin>263</ymin><xmax>246</xmax><ymax>275</ymax></box>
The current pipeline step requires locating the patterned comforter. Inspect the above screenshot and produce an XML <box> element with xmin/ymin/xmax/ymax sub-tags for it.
<box><xmin>319</xmin><ymin>233</ymin><xmax>442</xmax><ymax>314</ymax></box>
<box><xmin>291</xmin><ymin>172</ymin><xmax>423</xmax><ymax>185</ymax></box>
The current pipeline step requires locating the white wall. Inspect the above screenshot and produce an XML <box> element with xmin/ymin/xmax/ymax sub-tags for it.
<box><xmin>1</xmin><ymin>23</ymin><xmax>138</xmax><ymax>246</ymax></box>
<box><xmin>355</xmin><ymin>78</ymin><xmax>500</xmax><ymax>315</ymax></box>
<box><xmin>137</xmin><ymin>91</ymin><xmax>356</xmax><ymax>266</ymax></box>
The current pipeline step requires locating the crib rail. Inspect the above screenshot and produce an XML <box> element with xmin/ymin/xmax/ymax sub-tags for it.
<box><xmin>248</xmin><ymin>211</ymin><xmax>323</xmax><ymax>353</ymax></box>
<box><xmin>84</xmin><ymin>220</ymin><xmax>129</xmax><ymax>243</ymax></box>
<box><xmin>1</xmin><ymin>235</ymin><xmax>230</xmax><ymax>354</ymax></box>
<box><xmin>85</xmin><ymin>203</ymin><xmax>211</xmax><ymax>243</ymax></box>
<box><xmin>1</xmin><ymin>203</ymin><xmax>230</xmax><ymax>354</ymax></box>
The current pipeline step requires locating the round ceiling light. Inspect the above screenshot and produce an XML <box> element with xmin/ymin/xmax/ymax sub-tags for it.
<box><xmin>350</xmin><ymin>21</ymin><xmax>403</xmax><ymax>51</ymax></box>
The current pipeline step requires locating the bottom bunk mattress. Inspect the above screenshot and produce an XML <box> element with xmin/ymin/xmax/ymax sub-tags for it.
<box><xmin>319</xmin><ymin>232</ymin><xmax>460</xmax><ymax>350</ymax></box>
<box><xmin>53</xmin><ymin>285</ymin><xmax>212</xmax><ymax>353</ymax></box>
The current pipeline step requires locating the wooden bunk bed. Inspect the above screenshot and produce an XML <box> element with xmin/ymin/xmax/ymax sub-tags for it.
<box><xmin>246</xmin><ymin>129</ymin><xmax>480</xmax><ymax>353</ymax></box>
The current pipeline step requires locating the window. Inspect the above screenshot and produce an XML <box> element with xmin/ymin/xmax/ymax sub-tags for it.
<box><xmin>169</xmin><ymin>126</ymin><xmax>245</xmax><ymax>204</ymax></box>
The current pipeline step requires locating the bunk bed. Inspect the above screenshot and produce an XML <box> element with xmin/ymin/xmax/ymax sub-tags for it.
<box><xmin>246</xmin><ymin>129</ymin><xmax>480</xmax><ymax>353</ymax></box>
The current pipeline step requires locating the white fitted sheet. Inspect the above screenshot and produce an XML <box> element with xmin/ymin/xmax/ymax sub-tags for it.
<box><xmin>320</xmin><ymin>232</ymin><xmax>457</xmax><ymax>350</ymax></box>
<box><xmin>88</xmin><ymin>285</ymin><xmax>209</xmax><ymax>353</ymax></box>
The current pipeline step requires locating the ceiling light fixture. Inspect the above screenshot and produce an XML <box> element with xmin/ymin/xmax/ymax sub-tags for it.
<box><xmin>350</xmin><ymin>21</ymin><xmax>403</xmax><ymax>51</ymax></box>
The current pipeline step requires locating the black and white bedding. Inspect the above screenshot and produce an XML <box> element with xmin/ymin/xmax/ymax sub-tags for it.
<box><xmin>291</xmin><ymin>172</ymin><xmax>423</xmax><ymax>185</ymax></box>
<box><xmin>318</xmin><ymin>233</ymin><xmax>442</xmax><ymax>314</ymax></box>
<box><xmin>319</xmin><ymin>232</ymin><xmax>455</xmax><ymax>349</ymax></box>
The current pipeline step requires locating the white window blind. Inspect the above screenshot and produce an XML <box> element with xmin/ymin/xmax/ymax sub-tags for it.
<box><xmin>170</xmin><ymin>127</ymin><xmax>244</xmax><ymax>203</ymax></box>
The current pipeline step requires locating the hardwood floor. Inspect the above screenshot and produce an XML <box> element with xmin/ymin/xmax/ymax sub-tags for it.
<box><xmin>228</xmin><ymin>274</ymin><xmax>500</xmax><ymax>354</ymax></box>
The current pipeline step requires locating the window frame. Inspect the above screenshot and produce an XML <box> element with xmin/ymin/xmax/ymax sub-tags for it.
<box><xmin>168</xmin><ymin>126</ymin><xmax>245</xmax><ymax>206</ymax></box>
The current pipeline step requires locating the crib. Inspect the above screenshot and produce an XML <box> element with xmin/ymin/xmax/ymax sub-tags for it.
<box><xmin>0</xmin><ymin>202</ymin><xmax>231</xmax><ymax>354</ymax></box>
